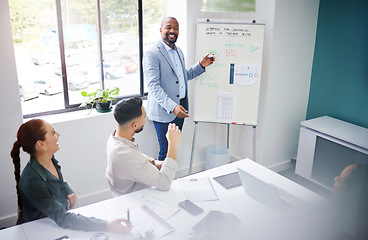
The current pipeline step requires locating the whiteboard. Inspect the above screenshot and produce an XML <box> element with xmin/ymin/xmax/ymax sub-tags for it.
<box><xmin>193</xmin><ymin>19</ymin><xmax>265</xmax><ymax>126</ymax></box>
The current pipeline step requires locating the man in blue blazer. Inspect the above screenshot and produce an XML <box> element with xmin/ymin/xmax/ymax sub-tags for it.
<box><xmin>144</xmin><ymin>16</ymin><xmax>214</xmax><ymax>160</ymax></box>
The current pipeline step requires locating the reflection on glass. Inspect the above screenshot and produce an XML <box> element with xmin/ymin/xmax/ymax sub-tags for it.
<box><xmin>60</xmin><ymin>0</ymin><xmax>100</xmax><ymax>105</ymax></box>
<box><xmin>10</xmin><ymin>0</ymin><xmax>64</xmax><ymax>115</ymax></box>
<box><xmin>143</xmin><ymin>0</ymin><xmax>167</xmax><ymax>93</ymax></box>
<box><xmin>100</xmin><ymin>0</ymin><xmax>140</xmax><ymax>97</ymax></box>
<box><xmin>10</xmin><ymin>0</ymin><xmax>167</xmax><ymax>116</ymax></box>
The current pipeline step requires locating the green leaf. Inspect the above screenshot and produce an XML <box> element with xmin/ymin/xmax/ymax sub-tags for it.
<box><xmin>133</xmin><ymin>229</ymin><xmax>156</xmax><ymax>240</ymax></box>
<box><xmin>103</xmin><ymin>91</ymin><xmax>108</xmax><ymax>98</ymax></box>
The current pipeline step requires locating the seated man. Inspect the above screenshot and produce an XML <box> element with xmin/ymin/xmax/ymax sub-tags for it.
<box><xmin>106</xmin><ymin>97</ymin><xmax>181</xmax><ymax>196</ymax></box>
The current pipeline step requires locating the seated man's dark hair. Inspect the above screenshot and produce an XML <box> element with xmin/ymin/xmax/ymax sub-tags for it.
<box><xmin>113</xmin><ymin>97</ymin><xmax>143</xmax><ymax>125</ymax></box>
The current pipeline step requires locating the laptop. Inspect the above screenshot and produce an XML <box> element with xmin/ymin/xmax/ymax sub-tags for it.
<box><xmin>237</xmin><ymin>167</ymin><xmax>304</xmax><ymax>212</ymax></box>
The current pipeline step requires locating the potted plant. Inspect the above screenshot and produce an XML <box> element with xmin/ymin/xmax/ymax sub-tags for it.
<box><xmin>133</xmin><ymin>229</ymin><xmax>156</xmax><ymax>240</ymax></box>
<box><xmin>80</xmin><ymin>87</ymin><xmax>120</xmax><ymax>113</ymax></box>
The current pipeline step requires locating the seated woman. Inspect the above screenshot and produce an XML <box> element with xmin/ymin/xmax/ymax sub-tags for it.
<box><xmin>10</xmin><ymin>119</ymin><xmax>132</xmax><ymax>233</ymax></box>
<box><xmin>248</xmin><ymin>164</ymin><xmax>368</xmax><ymax>240</ymax></box>
<box><xmin>332</xmin><ymin>164</ymin><xmax>368</xmax><ymax>239</ymax></box>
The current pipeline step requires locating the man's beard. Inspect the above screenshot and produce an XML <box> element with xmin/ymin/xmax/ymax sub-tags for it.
<box><xmin>164</xmin><ymin>33</ymin><xmax>177</xmax><ymax>45</ymax></box>
<box><xmin>135</xmin><ymin>126</ymin><xmax>144</xmax><ymax>134</ymax></box>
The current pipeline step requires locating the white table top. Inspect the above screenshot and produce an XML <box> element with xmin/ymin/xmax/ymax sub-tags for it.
<box><xmin>301</xmin><ymin>116</ymin><xmax>368</xmax><ymax>149</ymax></box>
<box><xmin>1</xmin><ymin>159</ymin><xmax>325</xmax><ymax>240</ymax></box>
<box><xmin>0</xmin><ymin>224</ymin><xmax>28</xmax><ymax>240</ymax></box>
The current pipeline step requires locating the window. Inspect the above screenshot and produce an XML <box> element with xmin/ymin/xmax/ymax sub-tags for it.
<box><xmin>9</xmin><ymin>0</ymin><xmax>166</xmax><ymax>118</ymax></box>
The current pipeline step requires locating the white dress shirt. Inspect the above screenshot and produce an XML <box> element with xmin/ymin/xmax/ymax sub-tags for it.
<box><xmin>106</xmin><ymin>131</ymin><xmax>177</xmax><ymax>196</ymax></box>
<box><xmin>161</xmin><ymin>40</ymin><xmax>186</xmax><ymax>99</ymax></box>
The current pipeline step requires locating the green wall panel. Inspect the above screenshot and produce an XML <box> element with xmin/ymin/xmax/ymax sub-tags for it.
<box><xmin>307</xmin><ymin>0</ymin><xmax>368</xmax><ymax>128</ymax></box>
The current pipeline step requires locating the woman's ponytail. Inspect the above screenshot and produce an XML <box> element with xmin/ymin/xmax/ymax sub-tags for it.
<box><xmin>10</xmin><ymin>140</ymin><xmax>22</xmax><ymax>224</ymax></box>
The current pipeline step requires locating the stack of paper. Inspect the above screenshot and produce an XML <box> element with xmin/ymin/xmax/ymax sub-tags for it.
<box><xmin>177</xmin><ymin>177</ymin><xmax>218</xmax><ymax>202</ymax></box>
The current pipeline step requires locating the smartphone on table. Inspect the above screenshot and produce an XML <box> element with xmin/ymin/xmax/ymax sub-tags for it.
<box><xmin>178</xmin><ymin>199</ymin><xmax>203</xmax><ymax>216</ymax></box>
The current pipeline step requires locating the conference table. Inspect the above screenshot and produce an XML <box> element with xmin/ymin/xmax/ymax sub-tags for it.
<box><xmin>0</xmin><ymin>224</ymin><xmax>28</xmax><ymax>240</ymax></box>
<box><xmin>1</xmin><ymin>159</ymin><xmax>325</xmax><ymax>240</ymax></box>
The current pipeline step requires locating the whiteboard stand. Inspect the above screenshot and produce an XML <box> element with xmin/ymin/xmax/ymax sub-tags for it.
<box><xmin>252</xmin><ymin>126</ymin><xmax>256</xmax><ymax>161</ymax></box>
<box><xmin>188</xmin><ymin>122</ymin><xmax>256</xmax><ymax>175</ymax></box>
<box><xmin>188</xmin><ymin>121</ymin><xmax>199</xmax><ymax>175</ymax></box>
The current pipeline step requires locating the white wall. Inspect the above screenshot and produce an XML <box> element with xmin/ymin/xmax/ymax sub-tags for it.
<box><xmin>258</xmin><ymin>0</ymin><xmax>319</xmax><ymax>168</ymax></box>
<box><xmin>169</xmin><ymin>0</ymin><xmax>319</xmax><ymax>170</ymax></box>
<box><xmin>0</xmin><ymin>0</ymin><xmax>26</xmax><ymax>228</ymax></box>
<box><xmin>0</xmin><ymin>0</ymin><xmax>320</xmax><ymax>228</ymax></box>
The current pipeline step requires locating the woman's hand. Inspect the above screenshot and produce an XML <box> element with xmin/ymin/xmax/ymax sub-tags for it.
<box><xmin>107</xmin><ymin>218</ymin><xmax>133</xmax><ymax>233</ymax></box>
<box><xmin>66</xmin><ymin>193</ymin><xmax>76</xmax><ymax>209</ymax></box>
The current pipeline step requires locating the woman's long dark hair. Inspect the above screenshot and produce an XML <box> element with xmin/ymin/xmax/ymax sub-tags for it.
<box><xmin>10</xmin><ymin>119</ymin><xmax>46</xmax><ymax>224</ymax></box>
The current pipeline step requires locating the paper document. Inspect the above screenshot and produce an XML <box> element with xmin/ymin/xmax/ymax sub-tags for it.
<box><xmin>117</xmin><ymin>193</ymin><xmax>179</xmax><ymax>221</ymax></box>
<box><xmin>130</xmin><ymin>205</ymin><xmax>174</xmax><ymax>240</ymax></box>
<box><xmin>177</xmin><ymin>177</ymin><xmax>218</xmax><ymax>202</ymax></box>
<box><xmin>132</xmin><ymin>193</ymin><xmax>180</xmax><ymax>220</ymax></box>
<box><xmin>216</xmin><ymin>92</ymin><xmax>237</xmax><ymax>123</ymax></box>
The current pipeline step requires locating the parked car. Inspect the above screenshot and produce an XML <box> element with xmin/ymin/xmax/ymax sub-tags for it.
<box><xmin>33</xmin><ymin>73</ymin><xmax>63</xmax><ymax>96</ymax></box>
<box><xmin>103</xmin><ymin>61</ymin><xmax>126</xmax><ymax>79</ymax></box>
<box><xmin>85</xmin><ymin>66</ymin><xmax>101</xmax><ymax>84</ymax></box>
<box><xmin>54</xmin><ymin>68</ymin><xmax>90</xmax><ymax>90</ymax></box>
<box><xmin>85</xmin><ymin>60</ymin><xmax>130</xmax><ymax>82</ymax></box>
<box><xmin>102</xmin><ymin>38</ymin><xmax>123</xmax><ymax>53</ymax></box>
<box><xmin>66</xmin><ymin>69</ymin><xmax>89</xmax><ymax>90</ymax></box>
<box><xmin>102</xmin><ymin>31</ymin><xmax>124</xmax><ymax>51</ymax></box>
<box><xmin>120</xmin><ymin>54</ymin><xmax>138</xmax><ymax>63</ymax></box>
<box><xmin>19</xmin><ymin>82</ymin><xmax>40</xmax><ymax>101</ymax></box>
<box><xmin>120</xmin><ymin>54</ymin><xmax>139</xmax><ymax>73</ymax></box>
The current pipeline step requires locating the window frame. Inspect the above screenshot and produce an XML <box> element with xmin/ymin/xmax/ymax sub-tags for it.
<box><xmin>22</xmin><ymin>0</ymin><xmax>146</xmax><ymax>119</ymax></box>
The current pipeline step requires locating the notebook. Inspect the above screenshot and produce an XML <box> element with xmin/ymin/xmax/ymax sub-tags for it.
<box><xmin>237</xmin><ymin>167</ymin><xmax>303</xmax><ymax>212</ymax></box>
<box><xmin>131</xmin><ymin>205</ymin><xmax>174</xmax><ymax>240</ymax></box>
<box><xmin>213</xmin><ymin>172</ymin><xmax>242</xmax><ymax>189</ymax></box>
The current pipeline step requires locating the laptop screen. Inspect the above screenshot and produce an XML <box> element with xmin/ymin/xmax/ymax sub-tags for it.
<box><xmin>237</xmin><ymin>167</ymin><xmax>294</xmax><ymax>212</ymax></box>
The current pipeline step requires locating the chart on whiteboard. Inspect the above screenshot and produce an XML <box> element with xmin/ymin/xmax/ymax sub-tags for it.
<box><xmin>230</xmin><ymin>63</ymin><xmax>261</xmax><ymax>86</ymax></box>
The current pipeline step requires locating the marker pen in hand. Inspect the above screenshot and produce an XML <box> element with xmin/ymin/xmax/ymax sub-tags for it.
<box><xmin>207</xmin><ymin>53</ymin><xmax>218</xmax><ymax>58</ymax></box>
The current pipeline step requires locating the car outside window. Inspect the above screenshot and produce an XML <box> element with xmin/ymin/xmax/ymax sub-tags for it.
<box><xmin>9</xmin><ymin>0</ymin><xmax>167</xmax><ymax>118</ymax></box>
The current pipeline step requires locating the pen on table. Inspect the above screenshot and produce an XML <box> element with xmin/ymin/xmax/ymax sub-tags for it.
<box><xmin>127</xmin><ymin>208</ymin><xmax>130</xmax><ymax>226</ymax></box>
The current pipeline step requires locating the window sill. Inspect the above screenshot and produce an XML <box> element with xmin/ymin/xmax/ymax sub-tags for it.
<box><xmin>25</xmin><ymin>100</ymin><xmax>148</xmax><ymax>124</ymax></box>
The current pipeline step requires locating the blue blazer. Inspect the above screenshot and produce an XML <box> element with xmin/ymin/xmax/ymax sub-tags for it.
<box><xmin>143</xmin><ymin>41</ymin><xmax>205</xmax><ymax>123</ymax></box>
